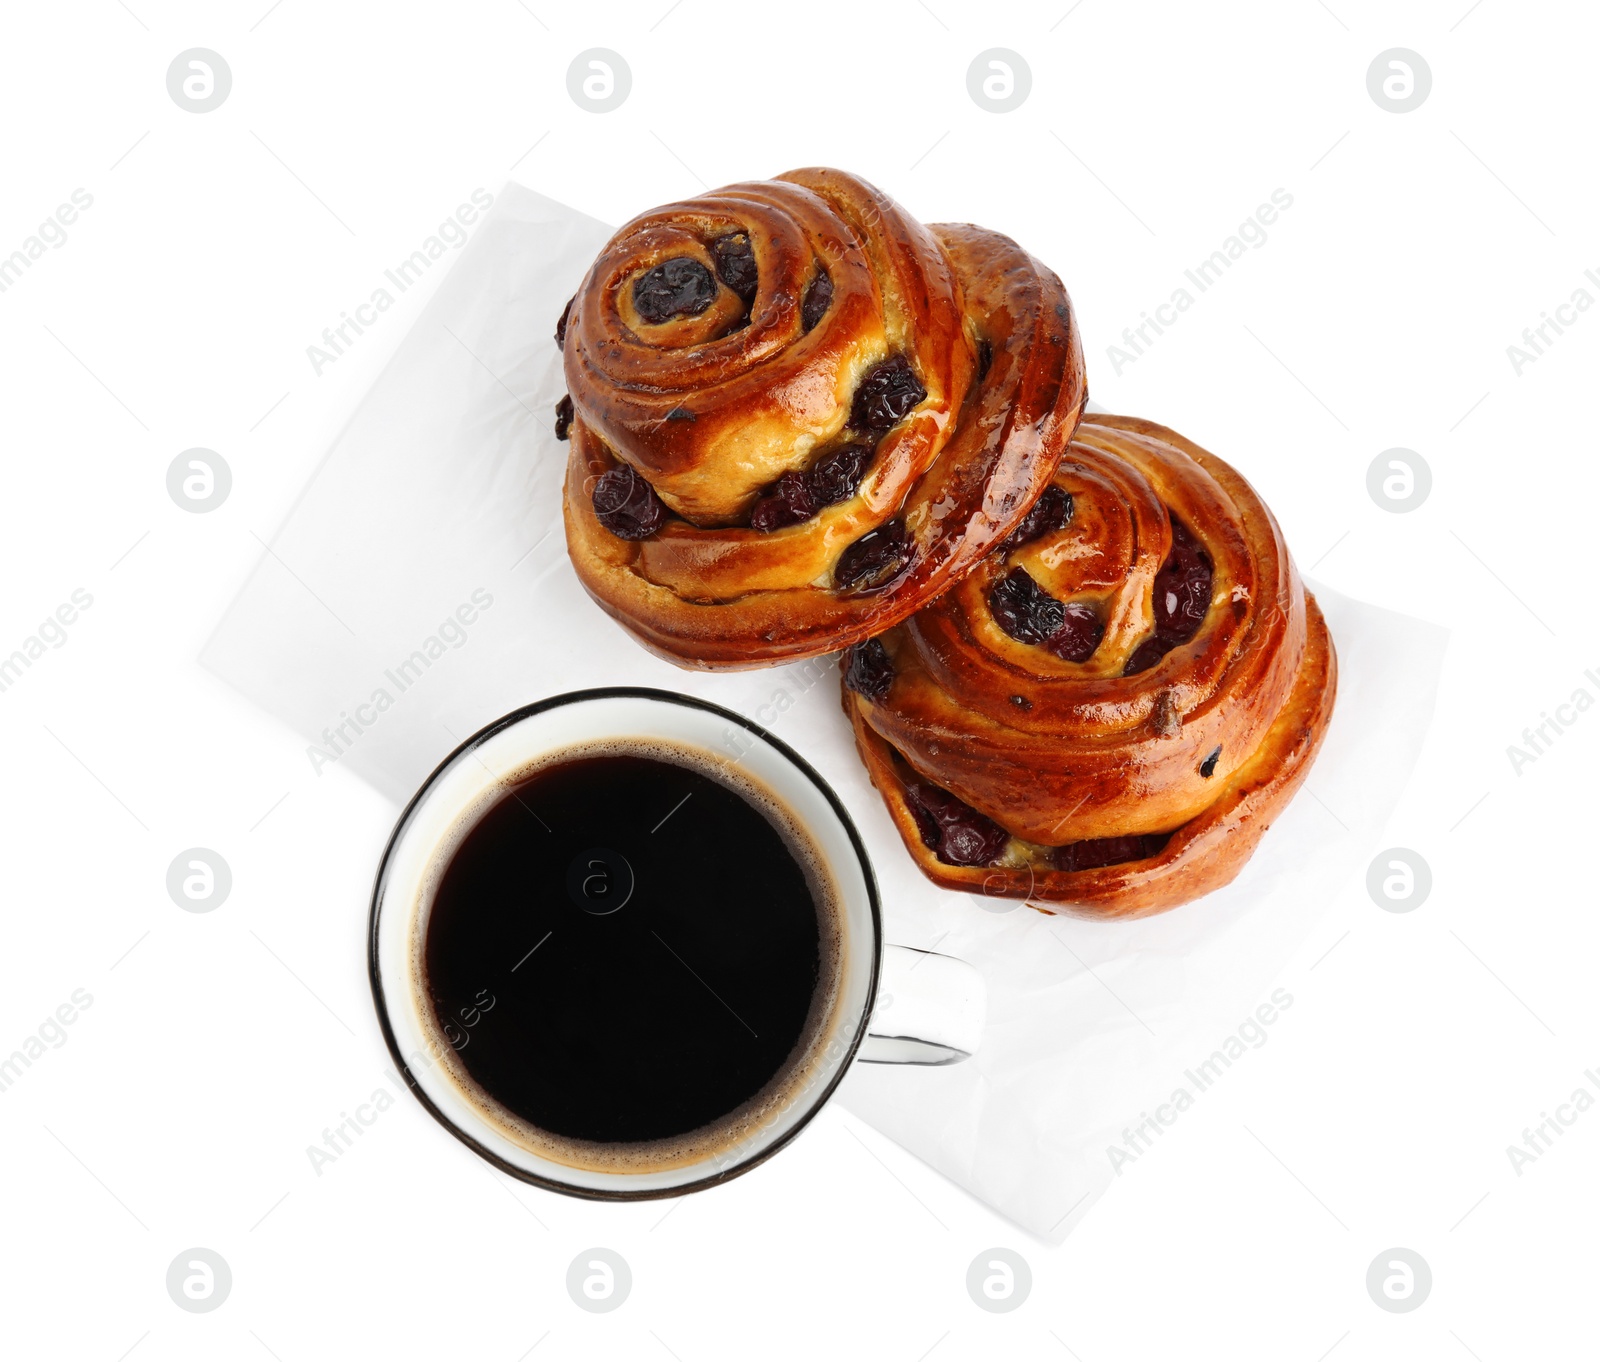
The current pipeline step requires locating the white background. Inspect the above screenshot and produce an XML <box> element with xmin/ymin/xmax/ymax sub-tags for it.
<box><xmin>1</xmin><ymin>1</ymin><xmax>1594</xmax><ymax>1358</ymax></box>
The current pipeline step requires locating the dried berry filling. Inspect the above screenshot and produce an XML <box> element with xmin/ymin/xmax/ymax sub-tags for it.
<box><xmin>850</xmin><ymin>355</ymin><xmax>926</xmax><ymax>432</ymax></box>
<box><xmin>834</xmin><ymin>520</ymin><xmax>914</xmax><ymax>592</ymax></box>
<box><xmin>989</xmin><ymin>568</ymin><xmax>1060</xmax><ymax>645</ymax></box>
<box><xmin>592</xmin><ymin>465</ymin><xmax>667</xmax><ymax>540</ymax></box>
<box><xmin>1004</xmin><ymin>486</ymin><xmax>1073</xmax><ymax>550</ymax></box>
<box><xmin>1199</xmin><ymin>746</ymin><xmax>1222</xmax><ymax>779</ymax></box>
<box><xmin>554</xmin><ymin>394</ymin><xmax>574</xmax><ymax>442</ymax></box>
<box><xmin>750</xmin><ymin>443</ymin><xmax>873</xmax><ymax>532</ymax></box>
<box><xmin>1044</xmin><ymin>605</ymin><xmax>1103</xmax><ymax>663</ymax></box>
<box><xmin>843</xmin><ymin>638</ymin><xmax>895</xmax><ymax>702</ymax></box>
<box><xmin>632</xmin><ymin>257</ymin><xmax>717</xmax><ymax>324</ymax></box>
<box><xmin>1123</xmin><ymin>516</ymin><xmax>1214</xmax><ymax>676</ymax></box>
<box><xmin>904</xmin><ymin>781</ymin><xmax>1010</xmax><ymax>867</ymax></box>
<box><xmin>989</xmin><ymin>568</ymin><xmax>1103</xmax><ymax>662</ymax></box>
<box><xmin>711</xmin><ymin>232</ymin><xmax>758</xmax><ymax>304</ymax></box>
<box><xmin>801</xmin><ymin>268</ymin><xmax>833</xmax><ymax>332</ymax></box>
<box><xmin>1053</xmin><ymin>832</ymin><xmax>1170</xmax><ymax>873</ymax></box>
<box><xmin>750</xmin><ymin>471</ymin><xmax>816</xmax><ymax>533</ymax></box>
<box><xmin>555</xmin><ymin>294</ymin><xmax>575</xmax><ymax>348</ymax></box>
<box><xmin>808</xmin><ymin>443</ymin><xmax>872</xmax><ymax>506</ymax></box>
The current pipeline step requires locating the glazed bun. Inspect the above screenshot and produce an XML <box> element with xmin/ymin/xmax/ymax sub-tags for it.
<box><xmin>842</xmin><ymin>414</ymin><xmax>1338</xmax><ymax>918</ymax></box>
<box><xmin>560</xmin><ymin>168</ymin><xmax>1086</xmax><ymax>669</ymax></box>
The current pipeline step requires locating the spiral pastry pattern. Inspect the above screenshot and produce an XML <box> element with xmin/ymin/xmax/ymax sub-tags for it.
<box><xmin>841</xmin><ymin>414</ymin><xmax>1338</xmax><ymax>918</ymax></box>
<box><xmin>560</xmin><ymin>168</ymin><xmax>1086</xmax><ymax>668</ymax></box>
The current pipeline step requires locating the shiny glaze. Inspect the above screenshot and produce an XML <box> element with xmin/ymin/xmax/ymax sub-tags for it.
<box><xmin>562</xmin><ymin>168</ymin><xmax>1086</xmax><ymax>670</ymax></box>
<box><xmin>843</xmin><ymin>415</ymin><xmax>1339</xmax><ymax>918</ymax></box>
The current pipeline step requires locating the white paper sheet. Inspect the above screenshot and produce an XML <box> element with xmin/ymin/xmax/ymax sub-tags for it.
<box><xmin>201</xmin><ymin>183</ymin><xmax>1447</xmax><ymax>1241</ymax></box>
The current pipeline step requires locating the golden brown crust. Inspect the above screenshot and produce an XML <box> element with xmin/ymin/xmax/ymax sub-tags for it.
<box><xmin>561</xmin><ymin>168</ymin><xmax>1086</xmax><ymax>670</ymax></box>
<box><xmin>843</xmin><ymin>414</ymin><xmax>1339</xmax><ymax>918</ymax></box>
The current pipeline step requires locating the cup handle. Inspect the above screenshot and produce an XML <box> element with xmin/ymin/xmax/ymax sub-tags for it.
<box><xmin>855</xmin><ymin>944</ymin><xmax>986</xmax><ymax>1066</ymax></box>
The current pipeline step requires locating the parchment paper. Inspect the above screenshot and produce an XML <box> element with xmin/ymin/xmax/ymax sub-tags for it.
<box><xmin>201</xmin><ymin>183</ymin><xmax>1447</xmax><ymax>1241</ymax></box>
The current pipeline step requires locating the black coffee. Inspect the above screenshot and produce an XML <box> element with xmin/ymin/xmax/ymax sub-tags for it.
<box><xmin>421</xmin><ymin>744</ymin><xmax>839</xmax><ymax>1160</ymax></box>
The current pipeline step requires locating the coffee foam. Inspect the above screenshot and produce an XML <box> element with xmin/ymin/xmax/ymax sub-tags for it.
<box><xmin>405</xmin><ymin>735</ymin><xmax>850</xmax><ymax>1175</ymax></box>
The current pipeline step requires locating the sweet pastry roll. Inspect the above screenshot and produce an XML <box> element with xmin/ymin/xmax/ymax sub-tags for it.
<box><xmin>842</xmin><ymin>414</ymin><xmax>1337</xmax><ymax>918</ymax></box>
<box><xmin>560</xmin><ymin>168</ymin><xmax>1086</xmax><ymax>668</ymax></box>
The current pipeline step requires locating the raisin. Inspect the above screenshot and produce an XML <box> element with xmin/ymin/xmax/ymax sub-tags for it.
<box><xmin>554</xmin><ymin>394</ymin><xmax>574</xmax><ymax>441</ymax></box>
<box><xmin>1041</xmin><ymin>601</ymin><xmax>1104</xmax><ymax>663</ymax></box>
<box><xmin>944</xmin><ymin>820</ymin><xmax>1008</xmax><ymax>867</ymax></box>
<box><xmin>834</xmin><ymin>520</ymin><xmax>913</xmax><ymax>591</ymax></box>
<box><xmin>1053</xmin><ymin>833</ymin><xmax>1169</xmax><ymax>873</ymax></box>
<box><xmin>1153</xmin><ymin>517</ymin><xmax>1212</xmax><ymax>637</ymax></box>
<box><xmin>808</xmin><ymin>443</ymin><xmax>873</xmax><ymax>506</ymax></box>
<box><xmin>1122</xmin><ymin>638</ymin><xmax>1168</xmax><ymax>676</ymax></box>
<box><xmin>976</xmin><ymin>337</ymin><xmax>994</xmax><ymax>380</ymax></box>
<box><xmin>750</xmin><ymin>443</ymin><xmax>873</xmax><ymax>531</ymax></box>
<box><xmin>801</xmin><ymin>268</ymin><xmax>833</xmax><ymax>331</ymax></box>
<box><xmin>711</xmin><ymin>232</ymin><xmax>758</xmax><ymax>304</ymax></box>
<box><xmin>904</xmin><ymin>781</ymin><xmax>1010</xmax><ymax>867</ymax></box>
<box><xmin>1123</xmin><ymin>515</ymin><xmax>1214</xmax><ymax>675</ymax></box>
<box><xmin>1199</xmin><ymin>746</ymin><xmax>1222</xmax><ymax>778</ymax></box>
<box><xmin>750</xmin><ymin>471</ymin><xmax>817</xmax><ymax>533</ymax></box>
<box><xmin>1004</xmin><ymin>486</ymin><xmax>1073</xmax><ymax>550</ymax></box>
<box><xmin>592</xmin><ymin>465</ymin><xmax>666</xmax><ymax>540</ymax></box>
<box><xmin>991</xmin><ymin>568</ymin><xmax>1102</xmax><ymax>661</ymax></box>
<box><xmin>631</xmin><ymin>258</ymin><xmax>717</xmax><ymax>324</ymax></box>
<box><xmin>850</xmin><ymin>355</ymin><xmax>926</xmax><ymax>432</ymax></box>
<box><xmin>905</xmin><ymin>793</ymin><xmax>941</xmax><ymax>851</ymax></box>
<box><xmin>990</xmin><ymin>568</ymin><xmax>1065</xmax><ymax>645</ymax></box>
<box><xmin>554</xmin><ymin>294</ymin><xmax>575</xmax><ymax>347</ymax></box>
<box><xmin>843</xmin><ymin>638</ymin><xmax>895</xmax><ymax>702</ymax></box>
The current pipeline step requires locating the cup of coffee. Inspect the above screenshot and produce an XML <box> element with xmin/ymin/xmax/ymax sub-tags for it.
<box><xmin>368</xmin><ymin>687</ymin><xmax>985</xmax><ymax>1199</ymax></box>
